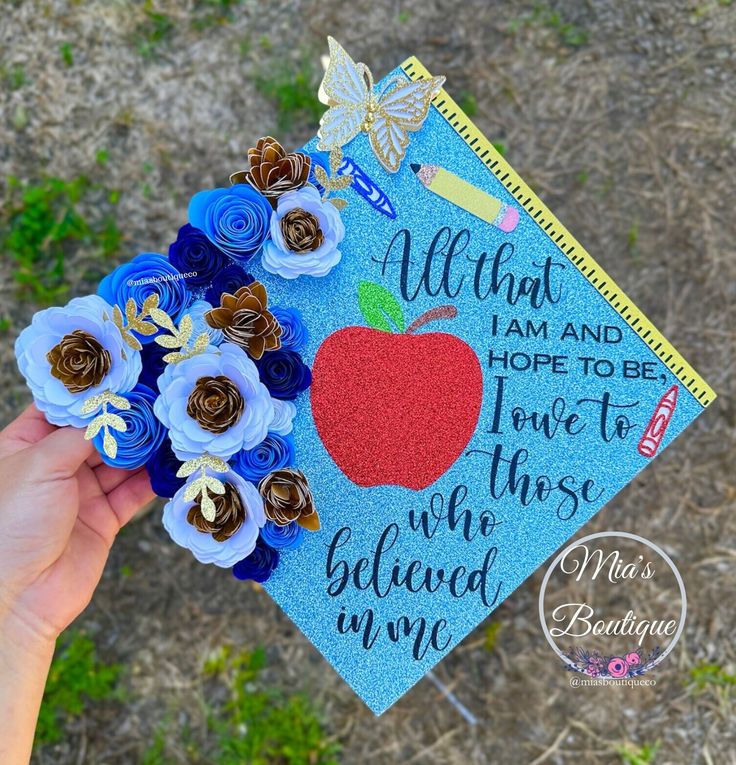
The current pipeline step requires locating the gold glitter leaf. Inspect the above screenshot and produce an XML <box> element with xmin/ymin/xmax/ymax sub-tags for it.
<box><xmin>204</xmin><ymin>476</ymin><xmax>226</xmax><ymax>496</ymax></box>
<box><xmin>313</xmin><ymin>165</ymin><xmax>329</xmax><ymax>188</ymax></box>
<box><xmin>178</xmin><ymin>314</ymin><xmax>193</xmax><ymax>344</ymax></box>
<box><xmin>105</xmin><ymin>413</ymin><xmax>127</xmax><ymax>432</ymax></box>
<box><xmin>112</xmin><ymin>304</ymin><xmax>124</xmax><ymax>328</ymax></box>
<box><xmin>84</xmin><ymin>418</ymin><xmax>105</xmax><ymax>440</ymax></box>
<box><xmin>330</xmin><ymin>174</ymin><xmax>352</xmax><ymax>191</ymax></box>
<box><xmin>330</xmin><ymin>197</ymin><xmax>348</xmax><ymax>210</ymax></box>
<box><xmin>154</xmin><ymin>334</ymin><xmax>182</xmax><ymax>349</ymax></box>
<box><xmin>107</xmin><ymin>393</ymin><xmax>131</xmax><ymax>410</ymax></box>
<box><xmin>125</xmin><ymin>298</ymin><xmax>138</xmax><ymax>322</ymax></box>
<box><xmin>183</xmin><ymin>479</ymin><xmax>204</xmax><ymax>502</ymax></box>
<box><xmin>103</xmin><ymin>429</ymin><xmax>117</xmax><ymax>459</ymax></box>
<box><xmin>177</xmin><ymin>454</ymin><xmax>229</xmax><ymax>478</ymax></box>
<box><xmin>80</xmin><ymin>392</ymin><xmax>106</xmax><ymax>416</ymax></box>
<box><xmin>149</xmin><ymin>307</ymin><xmax>176</xmax><ymax>333</ymax></box>
<box><xmin>162</xmin><ymin>351</ymin><xmax>186</xmax><ymax>364</ymax></box>
<box><xmin>133</xmin><ymin>320</ymin><xmax>158</xmax><ymax>336</ymax></box>
<box><xmin>192</xmin><ymin>332</ymin><xmax>210</xmax><ymax>353</ymax></box>
<box><xmin>199</xmin><ymin>491</ymin><xmax>216</xmax><ymax>523</ymax></box>
<box><xmin>329</xmin><ymin>146</ymin><xmax>343</xmax><ymax>176</ymax></box>
<box><xmin>142</xmin><ymin>292</ymin><xmax>159</xmax><ymax>314</ymax></box>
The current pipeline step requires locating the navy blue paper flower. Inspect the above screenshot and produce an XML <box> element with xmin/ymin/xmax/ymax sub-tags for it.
<box><xmin>255</xmin><ymin>350</ymin><xmax>311</xmax><ymax>401</ymax></box>
<box><xmin>138</xmin><ymin>341</ymin><xmax>169</xmax><ymax>392</ymax></box>
<box><xmin>271</xmin><ymin>306</ymin><xmax>308</xmax><ymax>352</ymax></box>
<box><xmin>145</xmin><ymin>438</ymin><xmax>185</xmax><ymax>498</ymax></box>
<box><xmin>188</xmin><ymin>185</ymin><xmax>272</xmax><ymax>263</ymax></box>
<box><xmin>230</xmin><ymin>432</ymin><xmax>295</xmax><ymax>482</ymax></box>
<box><xmin>204</xmin><ymin>264</ymin><xmax>254</xmax><ymax>306</ymax></box>
<box><xmin>168</xmin><ymin>224</ymin><xmax>229</xmax><ymax>288</ymax></box>
<box><xmin>260</xmin><ymin>520</ymin><xmax>305</xmax><ymax>551</ymax></box>
<box><xmin>232</xmin><ymin>537</ymin><xmax>280</xmax><ymax>583</ymax></box>
<box><xmin>93</xmin><ymin>384</ymin><xmax>165</xmax><ymax>469</ymax></box>
<box><xmin>98</xmin><ymin>252</ymin><xmax>191</xmax><ymax>343</ymax></box>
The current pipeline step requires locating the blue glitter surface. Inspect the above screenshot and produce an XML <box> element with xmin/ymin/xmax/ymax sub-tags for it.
<box><xmin>244</xmin><ymin>65</ymin><xmax>708</xmax><ymax>714</ymax></box>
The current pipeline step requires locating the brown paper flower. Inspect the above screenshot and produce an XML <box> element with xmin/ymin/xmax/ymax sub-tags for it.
<box><xmin>258</xmin><ymin>468</ymin><xmax>319</xmax><ymax>530</ymax></box>
<box><xmin>186</xmin><ymin>482</ymin><xmax>246</xmax><ymax>542</ymax></box>
<box><xmin>46</xmin><ymin>329</ymin><xmax>112</xmax><ymax>394</ymax></box>
<box><xmin>205</xmin><ymin>281</ymin><xmax>282</xmax><ymax>360</ymax></box>
<box><xmin>281</xmin><ymin>209</ymin><xmax>324</xmax><ymax>253</ymax></box>
<box><xmin>230</xmin><ymin>136</ymin><xmax>311</xmax><ymax>205</ymax></box>
<box><xmin>186</xmin><ymin>375</ymin><xmax>244</xmax><ymax>434</ymax></box>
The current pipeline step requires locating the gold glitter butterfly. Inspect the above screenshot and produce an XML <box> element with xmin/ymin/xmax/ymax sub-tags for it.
<box><xmin>317</xmin><ymin>37</ymin><xmax>445</xmax><ymax>173</ymax></box>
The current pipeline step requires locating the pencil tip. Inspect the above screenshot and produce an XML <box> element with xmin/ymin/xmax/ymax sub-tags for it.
<box><xmin>410</xmin><ymin>163</ymin><xmax>420</xmax><ymax>173</ymax></box>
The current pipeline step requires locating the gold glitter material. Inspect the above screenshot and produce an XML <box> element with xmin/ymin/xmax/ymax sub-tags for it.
<box><xmin>312</xmin><ymin>146</ymin><xmax>352</xmax><ymax>210</ymax></box>
<box><xmin>81</xmin><ymin>390</ymin><xmax>132</xmax><ymax>458</ymax></box>
<box><xmin>176</xmin><ymin>453</ymin><xmax>230</xmax><ymax>523</ymax></box>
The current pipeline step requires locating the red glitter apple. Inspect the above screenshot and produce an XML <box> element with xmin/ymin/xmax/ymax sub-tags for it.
<box><xmin>311</xmin><ymin>281</ymin><xmax>483</xmax><ymax>490</ymax></box>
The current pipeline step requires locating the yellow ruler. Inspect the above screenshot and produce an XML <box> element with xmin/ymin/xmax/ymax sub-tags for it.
<box><xmin>401</xmin><ymin>56</ymin><xmax>716</xmax><ymax>408</ymax></box>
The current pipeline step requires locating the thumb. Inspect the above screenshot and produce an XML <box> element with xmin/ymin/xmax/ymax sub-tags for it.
<box><xmin>24</xmin><ymin>426</ymin><xmax>95</xmax><ymax>480</ymax></box>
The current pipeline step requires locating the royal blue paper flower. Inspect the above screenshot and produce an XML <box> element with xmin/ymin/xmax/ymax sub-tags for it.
<box><xmin>154</xmin><ymin>343</ymin><xmax>276</xmax><ymax>460</ymax></box>
<box><xmin>188</xmin><ymin>185</ymin><xmax>272</xmax><ymax>263</ymax></box>
<box><xmin>204</xmin><ymin>264</ymin><xmax>254</xmax><ymax>306</ymax></box>
<box><xmin>163</xmin><ymin>468</ymin><xmax>265</xmax><ymax>567</ymax></box>
<box><xmin>15</xmin><ymin>294</ymin><xmax>142</xmax><ymax>428</ymax></box>
<box><xmin>271</xmin><ymin>306</ymin><xmax>308</xmax><ymax>351</ymax></box>
<box><xmin>185</xmin><ymin>299</ymin><xmax>224</xmax><ymax>346</ymax></box>
<box><xmin>98</xmin><ymin>252</ymin><xmax>191</xmax><ymax>343</ymax></box>
<box><xmin>138</xmin><ymin>341</ymin><xmax>169</xmax><ymax>392</ymax></box>
<box><xmin>145</xmin><ymin>437</ymin><xmax>185</xmax><ymax>498</ymax></box>
<box><xmin>168</xmin><ymin>224</ymin><xmax>229</xmax><ymax>288</ymax></box>
<box><xmin>261</xmin><ymin>186</ymin><xmax>344</xmax><ymax>279</ymax></box>
<box><xmin>230</xmin><ymin>432</ymin><xmax>295</xmax><ymax>482</ymax></box>
<box><xmin>232</xmin><ymin>536</ymin><xmax>280</xmax><ymax>582</ymax></box>
<box><xmin>260</xmin><ymin>520</ymin><xmax>305</xmax><ymax>551</ymax></box>
<box><xmin>256</xmin><ymin>350</ymin><xmax>311</xmax><ymax>401</ymax></box>
<box><xmin>93</xmin><ymin>384</ymin><xmax>165</xmax><ymax>469</ymax></box>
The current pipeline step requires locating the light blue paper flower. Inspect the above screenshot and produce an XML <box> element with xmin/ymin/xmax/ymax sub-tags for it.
<box><xmin>185</xmin><ymin>299</ymin><xmax>224</xmax><ymax>346</ymax></box>
<box><xmin>188</xmin><ymin>185</ymin><xmax>272</xmax><ymax>263</ymax></box>
<box><xmin>153</xmin><ymin>343</ymin><xmax>274</xmax><ymax>460</ymax></box>
<box><xmin>162</xmin><ymin>467</ymin><xmax>265</xmax><ymax>567</ymax></box>
<box><xmin>270</xmin><ymin>399</ymin><xmax>296</xmax><ymax>435</ymax></box>
<box><xmin>98</xmin><ymin>252</ymin><xmax>191</xmax><ymax>343</ymax></box>
<box><xmin>261</xmin><ymin>186</ymin><xmax>345</xmax><ymax>278</ymax></box>
<box><xmin>15</xmin><ymin>294</ymin><xmax>141</xmax><ymax>428</ymax></box>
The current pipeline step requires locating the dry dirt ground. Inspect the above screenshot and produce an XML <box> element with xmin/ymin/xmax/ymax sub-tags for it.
<box><xmin>1</xmin><ymin>1</ymin><xmax>735</xmax><ymax>763</ymax></box>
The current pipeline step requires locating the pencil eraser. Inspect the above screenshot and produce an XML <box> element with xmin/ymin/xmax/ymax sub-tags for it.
<box><xmin>498</xmin><ymin>205</ymin><xmax>519</xmax><ymax>233</ymax></box>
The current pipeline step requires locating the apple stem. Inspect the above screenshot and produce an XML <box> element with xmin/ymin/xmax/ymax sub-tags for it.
<box><xmin>405</xmin><ymin>305</ymin><xmax>458</xmax><ymax>334</ymax></box>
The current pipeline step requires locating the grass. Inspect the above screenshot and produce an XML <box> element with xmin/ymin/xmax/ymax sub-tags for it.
<box><xmin>35</xmin><ymin>631</ymin><xmax>121</xmax><ymax>746</ymax></box>
<box><xmin>458</xmin><ymin>91</ymin><xmax>478</xmax><ymax>117</ymax></box>
<box><xmin>615</xmin><ymin>740</ymin><xmax>661</xmax><ymax>765</ymax></box>
<box><xmin>483</xmin><ymin>621</ymin><xmax>502</xmax><ymax>652</ymax></box>
<box><xmin>0</xmin><ymin>174</ymin><xmax>122</xmax><ymax>304</ymax></box>
<box><xmin>687</xmin><ymin>661</ymin><xmax>736</xmax><ymax>694</ymax></box>
<box><xmin>60</xmin><ymin>41</ymin><xmax>74</xmax><ymax>67</ymax></box>
<box><xmin>256</xmin><ymin>54</ymin><xmax>323</xmax><ymax>132</ymax></box>
<box><xmin>1</xmin><ymin>62</ymin><xmax>26</xmax><ymax>90</ymax></box>
<box><xmin>510</xmin><ymin>3</ymin><xmax>589</xmax><ymax>48</ymax></box>
<box><xmin>191</xmin><ymin>0</ymin><xmax>243</xmax><ymax>30</ymax></box>
<box><xmin>133</xmin><ymin>7</ymin><xmax>176</xmax><ymax>59</ymax></box>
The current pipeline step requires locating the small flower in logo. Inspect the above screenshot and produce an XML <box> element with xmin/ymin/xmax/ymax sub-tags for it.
<box><xmin>585</xmin><ymin>663</ymin><xmax>600</xmax><ymax>677</ymax></box>
<box><xmin>607</xmin><ymin>657</ymin><xmax>629</xmax><ymax>678</ymax></box>
<box><xmin>625</xmin><ymin>652</ymin><xmax>641</xmax><ymax>667</ymax></box>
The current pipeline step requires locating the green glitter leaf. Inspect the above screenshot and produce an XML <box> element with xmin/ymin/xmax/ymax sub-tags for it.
<box><xmin>357</xmin><ymin>281</ymin><xmax>405</xmax><ymax>333</ymax></box>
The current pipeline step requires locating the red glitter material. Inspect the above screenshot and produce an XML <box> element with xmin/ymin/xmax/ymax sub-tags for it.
<box><xmin>311</xmin><ymin>326</ymin><xmax>483</xmax><ymax>490</ymax></box>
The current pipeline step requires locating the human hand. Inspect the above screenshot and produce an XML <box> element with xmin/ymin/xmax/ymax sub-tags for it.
<box><xmin>0</xmin><ymin>404</ymin><xmax>155</xmax><ymax>646</ymax></box>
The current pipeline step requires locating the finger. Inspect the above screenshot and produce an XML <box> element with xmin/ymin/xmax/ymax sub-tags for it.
<box><xmin>26</xmin><ymin>426</ymin><xmax>96</xmax><ymax>481</ymax></box>
<box><xmin>107</xmin><ymin>469</ymin><xmax>156</xmax><ymax>527</ymax></box>
<box><xmin>93</xmin><ymin>461</ymin><xmax>141</xmax><ymax>494</ymax></box>
<box><xmin>86</xmin><ymin>450</ymin><xmax>104</xmax><ymax>468</ymax></box>
<box><xmin>0</xmin><ymin>404</ymin><xmax>58</xmax><ymax>458</ymax></box>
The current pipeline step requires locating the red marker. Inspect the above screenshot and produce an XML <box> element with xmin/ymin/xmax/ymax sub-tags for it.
<box><xmin>638</xmin><ymin>385</ymin><xmax>678</xmax><ymax>458</ymax></box>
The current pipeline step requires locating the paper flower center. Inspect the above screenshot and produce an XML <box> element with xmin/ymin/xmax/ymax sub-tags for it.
<box><xmin>186</xmin><ymin>482</ymin><xmax>246</xmax><ymax>542</ymax></box>
<box><xmin>258</xmin><ymin>468</ymin><xmax>319</xmax><ymax>530</ymax></box>
<box><xmin>46</xmin><ymin>329</ymin><xmax>112</xmax><ymax>394</ymax></box>
<box><xmin>187</xmin><ymin>375</ymin><xmax>244</xmax><ymax>434</ymax></box>
<box><xmin>281</xmin><ymin>209</ymin><xmax>324</xmax><ymax>254</ymax></box>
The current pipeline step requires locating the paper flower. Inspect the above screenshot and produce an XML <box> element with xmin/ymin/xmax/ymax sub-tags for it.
<box><xmin>154</xmin><ymin>343</ymin><xmax>274</xmax><ymax>460</ymax></box>
<box><xmin>188</xmin><ymin>185</ymin><xmax>272</xmax><ymax>263</ymax></box>
<box><xmin>232</xmin><ymin>536</ymin><xmax>280</xmax><ymax>582</ymax></box>
<box><xmin>270</xmin><ymin>399</ymin><xmax>296</xmax><ymax>435</ymax></box>
<box><xmin>163</xmin><ymin>468</ymin><xmax>265</xmax><ymax>567</ymax></box>
<box><xmin>168</xmin><ymin>223</ymin><xmax>230</xmax><ymax>288</ymax></box>
<box><xmin>138</xmin><ymin>341</ymin><xmax>169</xmax><ymax>392</ymax></box>
<box><xmin>261</xmin><ymin>186</ymin><xmax>345</xmax><ymax>279</ymax></box>
<box><xmin>185</xmin><ymin>299</ymin><xmax>224</xmax><ymax>346</ymax></box>
<box><xmin>255</xmin><ymin>349</ymin><xmax>311</xmax><ymax>400</ymax></box>
<box><xmin>271</xmin><ymin>306</ymin><xmax>308</xmax><ymax>351</ymax></box>
<box><xmin>258</xmin><ymin>468</ymin><xmax>319</xmax><ymax>530</ymax></box>
<box><xmin>98</xmin><ymin>253</ymin><xmax>190</xmax><ymax>344</ymax></box>
<box><xmin>204</xmin><ymin>264</ymin><xmax>254</xmax><ymax>306</ymax></box>
<box><xmin>93</xmin><ymin>384</ymin><xmax>165</xmax><ymax>469</ymax></box>
<box><xmin>607</xmin><ymin>657</ymin><xmax>629</xmax><ymax>678</ymax></box>
<box><xmin>231</xmin><ymin>432</ymin><xmax>295</xmax><ymax>482</ymax></box>
<box><xmin>230</xmin><ymin>136</ymin><xmax>311</xmax><ymax>206</ymax></box>
<box><xmin>260</xmin><ymin>520</ymin><xmax>305</xmax><ymax>551</ymax></box>
<box><xmin>205</xmin><ymin>281</ymin><xmax>281</xmax><ymax>360</ymax></box>
<box><xmin>15</xmin><ymin>294</ymin><xmax>141</xmax><ymax>428</ymax></box>
<box><xmin>145</xmin><ymin>438</ymin><xmax>185</xmax><ymax>498</ymax></box>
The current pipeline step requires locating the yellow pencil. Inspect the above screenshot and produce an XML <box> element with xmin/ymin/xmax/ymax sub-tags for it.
<box><xmin>410</xmin><ymin>163</ymin><xmax>519</xmax><ymax>233</ymax></box>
